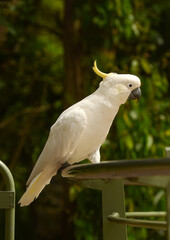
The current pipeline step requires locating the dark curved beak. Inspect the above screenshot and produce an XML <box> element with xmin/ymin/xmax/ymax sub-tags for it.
<box><xmin>128</xmin><ymin>87</ymin><xmax>141</xmax><ymax>100</ymax></box>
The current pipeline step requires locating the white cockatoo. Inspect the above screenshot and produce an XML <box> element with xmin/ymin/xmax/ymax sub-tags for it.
<box><xmin>19</xmin><ymin>60</ymin><xmax>141</xmax><ymax>206</ymax></box>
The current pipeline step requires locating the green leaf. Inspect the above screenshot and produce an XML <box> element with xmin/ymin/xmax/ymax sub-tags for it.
<box><xmin>125</xmin><ymin>135</ymin><xmax>134</xmax><ymax>150</ymax></box>
<box><xmin>146</xmin><ymin>135</ymin><xmax>153</xmax><ymax>149</ymax></box>
<box><xmin>141</xmin><ymin>58</ymin><xmax>152</xmax><ymax>74</ymax></box>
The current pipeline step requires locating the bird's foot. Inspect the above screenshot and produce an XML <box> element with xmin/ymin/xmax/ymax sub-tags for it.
<box><xmin>60</xmin><ymin>161</ymin><xmax>71</xmax><ymax>171</ymax></box>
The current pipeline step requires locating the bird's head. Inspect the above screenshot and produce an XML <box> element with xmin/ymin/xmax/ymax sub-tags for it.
<box><xmin>93</xmin><ymin>60</ymin><xmax>141</xmax><ymax>104</ymax></box>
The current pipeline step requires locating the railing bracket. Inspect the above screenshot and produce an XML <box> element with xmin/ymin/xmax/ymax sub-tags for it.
<box><xmin>107</xmin><ymin>212</ymin><xmax>167</xmax><ymax>230</ymax></box>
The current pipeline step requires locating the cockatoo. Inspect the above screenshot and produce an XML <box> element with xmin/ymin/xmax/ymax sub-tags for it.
<box><xmin>19</xmin><ymin>60</ymin><xmax>141</xmax><ymax>206</ymax></box>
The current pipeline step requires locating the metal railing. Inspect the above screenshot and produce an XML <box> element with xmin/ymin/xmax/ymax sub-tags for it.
<box><xmin>62</xmin><ymin>147</ymin><xmax>170</xmax><ymax>240</ymax></box>
<box><xmin>0</xmin><ymin>160</ymin><xmax>15</xmax><ymax>240</ymax></box>
<box><xmin>107</xmin><ymin>212</ymin><xmax>167</xmax><ymax>230</ymax></box>
<box><xmin>0</xmin><ymin>148</ymin><xmax>170</xmax><ymax>240</ymax></box>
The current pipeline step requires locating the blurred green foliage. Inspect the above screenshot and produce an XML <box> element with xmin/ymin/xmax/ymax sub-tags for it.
<box><xmin>0</xmin><ymin>0</ymin><xmax>170</xmax><ymax>239</ymax></box>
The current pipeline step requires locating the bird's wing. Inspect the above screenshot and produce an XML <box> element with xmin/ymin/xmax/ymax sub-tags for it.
<box><xmin>26</xmin><ymin>107</ymin><xmax>87</xmax><ymax>186</ymax></box>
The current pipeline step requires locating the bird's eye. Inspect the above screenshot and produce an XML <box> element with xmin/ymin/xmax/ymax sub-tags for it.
<box><xmin>128</xmin><ymin>83</ymin><xmax>133</xmax><ymax>88</ymax></box>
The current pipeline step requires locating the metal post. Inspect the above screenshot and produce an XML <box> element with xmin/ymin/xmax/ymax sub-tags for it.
<box><xmin>102</xmin><ymin>179</ymin><xmax>127</xmax><ymax>240</ymax></box>
<box><xmin>0</xmin><ymin>160</ymin><xmax>15</xmax><ymax>240</ymax></box>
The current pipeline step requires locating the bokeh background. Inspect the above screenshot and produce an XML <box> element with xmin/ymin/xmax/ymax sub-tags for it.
<box><xmin>0</xmin><ymin>0</ymin><xmax>170</xmax><ymax>239</ymax></box>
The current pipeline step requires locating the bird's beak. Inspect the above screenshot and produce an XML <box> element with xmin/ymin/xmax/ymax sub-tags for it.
<box><xmin>128</xmin><ymin>87</ymin><xmax>141</xmax><ymax>100</ymax></box>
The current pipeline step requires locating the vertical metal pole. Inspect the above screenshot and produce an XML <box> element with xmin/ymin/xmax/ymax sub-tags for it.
<box><xmin>102</xmin><ymin>179</ymin><xmax>127</xmax><ymax>240</ymax></box>
<box><xmin>0</xmin><ymin>161</ymin><xmax>15</xmax><ymax>240</ymax></box>
<box><xmin>166</xmin><ymin>148</ymin><xmax>170</xmax><ymax>240</ymax></box>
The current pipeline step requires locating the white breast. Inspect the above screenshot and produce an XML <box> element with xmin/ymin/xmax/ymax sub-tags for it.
<box><xmin>68</xmin><ymin>96</ymin><xmax>119</xmax><ymax>164</ymax></box>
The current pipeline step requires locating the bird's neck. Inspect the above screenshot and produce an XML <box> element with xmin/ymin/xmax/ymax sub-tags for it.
<box><xmin>95</xmin><ymin>82</ymin><xmax>128</xmax><ymax>107</ymax></box>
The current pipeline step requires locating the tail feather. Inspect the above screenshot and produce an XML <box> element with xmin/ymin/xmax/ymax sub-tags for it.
<box><xmin>19</xmin><ymin>171</ymin><xmax>55</xmax><ymax>207</ymax></box>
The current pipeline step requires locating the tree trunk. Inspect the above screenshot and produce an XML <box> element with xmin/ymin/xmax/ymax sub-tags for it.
<box><xmin>63</xmin><ymin>0</ymin><xmax>84</xmax><ymax>107</ymax></box>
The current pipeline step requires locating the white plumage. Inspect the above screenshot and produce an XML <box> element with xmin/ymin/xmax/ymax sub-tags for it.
<box><xmin>19</xmin><ymin>61</ymin><xmax>141</xmax><ymax>206</ymax></box>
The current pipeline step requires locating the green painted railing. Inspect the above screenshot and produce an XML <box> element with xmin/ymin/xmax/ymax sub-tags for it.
<box><xmin>62</xmin><ymin>147</ymin><xmax>170</xmax><ymax>240</ymax></box>
<box><xmin>0</xmin><ymin>161</ymin><xmax>15</xmax><ymax>240</ymax></box>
